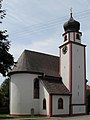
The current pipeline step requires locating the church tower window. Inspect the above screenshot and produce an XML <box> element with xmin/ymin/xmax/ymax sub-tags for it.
<box><xmin>58</xmin><ymin>98</ymin><xmax>63</xmax><ymax>109</ymax></box>
<box><xmin>76</xmin><ymin>34</ymin><xmax>80</xmax><ymax>40</ymax></box>
<box><xmin>43</xmin><ymin>98</ymin><xmax>46</xmax><ymax>110</ymax></box>
<box><xmin>64</xmin><ymin>35</ymin><xmax>67</xmax><ymax>42</ymax></box>
<box><xmin>34</xmin><ymin>78</ymin><xmax>39</xmax><ymax>99</ymax></box>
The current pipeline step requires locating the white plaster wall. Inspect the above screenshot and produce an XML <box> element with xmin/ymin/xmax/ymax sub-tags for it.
<box><xmin>73</xmin><ymin>105</ymin><xmax>86</xmax><ymax>114</ymax></box>
<box><xmin>69</xmin><ymin>32</ymin><xmax>81</xmax><ymax>43</ymax></box>
<box><xmin>52</xmin><ymin>95</ymin><xmax>70</xmax><ymax>115</ymax></box>
<box><xmin>63</xmin><ymin>32</ymin><xmax>81</xmax><ymax>43</ymax></box>
<box><xmin>39</xmin><ymin>81</ymin><xmax>49</xmax><ymax>115</ymax></box>
<box><xmin>72</xmin><ymin>44</ymin><xmax>85</xmax><ymax>104</ymax></box>
<box><xmin>10</xmin><ymin>73</ymin><xmax>39</xmax><ymax>115</ymax></box>
<box><xmin>70</xmin><ymin>33</ymin><xmax>73</xmax><ymax>41</ymax></box>
<box><xmin>60</xmin><ymin>44</ymin><xmax>70</xmax><ymax>90</ymax></box>
<box><xmin>67</xmin><ymin>33</ymin><xmax>69</xmax><ymax>41</ymax></box>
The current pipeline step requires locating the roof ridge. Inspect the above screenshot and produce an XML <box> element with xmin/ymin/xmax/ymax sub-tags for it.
<box><xmin>24</xmin><ymin>49</ymin><xmax>59</xmax><ymax>58</ymax></box>
<box><xmin>10</xmin><ymin>49</ymin><xmax>59</xmax><ymax>76</ymax></box>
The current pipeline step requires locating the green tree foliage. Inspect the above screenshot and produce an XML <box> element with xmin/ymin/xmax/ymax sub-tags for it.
<box><xmin>0</xmin><ymin>78</ymin><xmax>9</xmax><ymax>107</ymax></box>
<box><xmin>0</xmin><ymin>89</ymin><xmax>3</xmax><ymax>106</ymax></box>
<box><xmin>0</xmin><ymin>0</ymin><xmax>14</xmax><ymax>76</ymax></box>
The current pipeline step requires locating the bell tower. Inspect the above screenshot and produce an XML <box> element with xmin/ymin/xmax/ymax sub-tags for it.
<box><xmin>59</xmin><ymin>11</ymin><xmax>86</xmax><ymax>115</ymax></box>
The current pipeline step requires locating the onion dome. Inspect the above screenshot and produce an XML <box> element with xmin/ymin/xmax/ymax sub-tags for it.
<box><xmin>63</xmin><ymin>12</ymin><xmax>80</xmax><ymax>32</ymax></box>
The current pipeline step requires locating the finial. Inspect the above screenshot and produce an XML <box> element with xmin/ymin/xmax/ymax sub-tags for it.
<box><xmin>70</xmin><ymin>8</ymin><xmax>73</xmax><ymax>18</ymax></box>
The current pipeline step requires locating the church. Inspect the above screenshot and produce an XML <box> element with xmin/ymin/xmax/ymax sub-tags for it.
<box><xmin>9</xmin><ymin>12</ymin><xmax>87</xmax><ymax>116</ymax></box>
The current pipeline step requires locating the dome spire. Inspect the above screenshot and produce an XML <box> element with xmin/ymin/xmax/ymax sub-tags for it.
<box><xmin>63</xmin><ymin>10</ymin><xmax>80</xmax><ymax>32</ymax></box>
<box><xmin>70</xmin><ymin>8</ymin><xmax>73</xmax><ymax>18</ymax></box>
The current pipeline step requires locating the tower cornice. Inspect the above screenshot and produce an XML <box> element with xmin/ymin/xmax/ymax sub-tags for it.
<box><xmin>62</xmin><ymin>31</ymin><xmax>82</xmax><ymax>36</ymax></box>
<box><xmin>59</xmin><ymin>41</ymin><xmax>86</xmax><ymax>48</ymax></box>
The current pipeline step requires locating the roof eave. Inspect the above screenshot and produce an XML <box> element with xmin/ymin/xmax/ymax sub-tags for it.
<box><xmin>50</xmin><ymin>93</ymin><xmax>72</xmax><ymax>96</ymax></box>
<box><xmin>8</xmin><ymin>71</ymin><xmax>44</xmax><ymax>76</ymax></box>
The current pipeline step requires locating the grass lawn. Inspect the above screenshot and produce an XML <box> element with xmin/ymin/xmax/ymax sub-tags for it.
<box><xmin>0</xmin><ymin>114</ymin><xmax>47</xmax><ymax>119</ymax></box>
<box><xmin>0</xmin><ymin>114</ymin><xmax>14</xmax><ymax>119</ymax></box>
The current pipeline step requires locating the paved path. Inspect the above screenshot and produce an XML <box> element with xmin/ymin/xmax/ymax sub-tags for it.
<box><xmin>52</xmin><ymin>115</ymin><xmax>90</xmax><ymax>120</ymax></box>
<box><xmin>2</xmin><ymin>115</ymin><xmax>90</xmax><ymax>120</ymax></box>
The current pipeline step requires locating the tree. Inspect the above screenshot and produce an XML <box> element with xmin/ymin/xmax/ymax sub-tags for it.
<box><xmin>0</xmin><ymin>78</ymin><xmax>9</xmax><ymax>107</ymax></box>
<box><xmin>0</xmin><ymin>78</ymin><xmax>9</xmax><ymax>114</ymax></box>
<box><xmin>0</xmin><ymin>89</ymin><xmax>3</xmax><ymax>106</ymax></box>
<box><xmin>0</xmin><ymin>0</ymin><xmax>14</xmax><ymax>76</ymax></box>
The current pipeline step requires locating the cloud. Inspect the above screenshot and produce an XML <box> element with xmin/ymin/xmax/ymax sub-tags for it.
<box><xmin>10</xmin><ymin>35</ymin><xmax>61</xmax><ymax>61</ymax></box>
<box><xmin>83</xmin><ymin>30</ymin><xmax>90</xmax><ymax>84</ymax></box>
<box><xmin>1</xmin><ymin>0</ymin><xmax>90</xmax><ymax>85</ymax></box>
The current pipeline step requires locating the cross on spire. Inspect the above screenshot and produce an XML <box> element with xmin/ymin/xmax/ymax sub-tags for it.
<box><xmin>70</xmin><ymin>8</ymin><xmax>73</xmax><ymax>18</ymax></box>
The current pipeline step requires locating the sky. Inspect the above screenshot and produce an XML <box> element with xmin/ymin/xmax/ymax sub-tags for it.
<box><xmin>0</xmin><ymin>0</ymin><xmax>90</xmax><ymax>85</ymax></box>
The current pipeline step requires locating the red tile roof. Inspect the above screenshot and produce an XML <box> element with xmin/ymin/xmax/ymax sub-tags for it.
<box><xmin>86</xmin><ymin>85</ymin><xmax>90</xmax><ymax>90</ymax></box>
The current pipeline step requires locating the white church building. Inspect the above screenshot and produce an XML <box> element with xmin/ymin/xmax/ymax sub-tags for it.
<box><xmin>9</xmin><ymin>12</ymin><xmax>87</xmax><ymax>116</ymax></box>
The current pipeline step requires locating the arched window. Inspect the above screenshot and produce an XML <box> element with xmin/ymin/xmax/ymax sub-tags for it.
<box><xmin>58</xmin><ymin>98</ymin><xmax>63</xmax><ymax>109</ymax></box>
<box><xmin>34</xmin><ymin>78</ymin><xmax>39</xmax><ymax>99</ymax></box>
<box><xmin>64</xmin><ymin>35</ymin><xmax>67</xmax><ymax>42</ymax></box>
<box><xmin>76</xmin><ymin>34</ymin><xmax>80</xmax><ymax>40</ymax></box>
<box><xmin>43</xmin><ymin>98</ymin><xmax>46</xmax><ymax>110</ymax></box>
